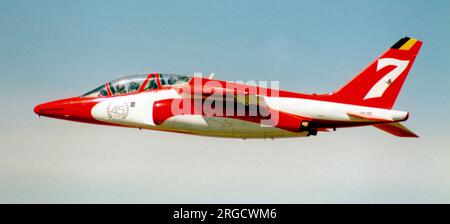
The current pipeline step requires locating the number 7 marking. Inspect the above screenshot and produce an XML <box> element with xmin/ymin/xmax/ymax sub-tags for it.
<box><xmin>363</xmin><ymin>58</ymin><xmax>410</xmax><ymax>100</ymax></box>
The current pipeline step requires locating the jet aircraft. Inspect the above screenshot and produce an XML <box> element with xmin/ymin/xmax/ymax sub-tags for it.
<box><xmin>34</xmin><ymin>37</ymin><xmax>422</xmax><ymax>138</ymax></box>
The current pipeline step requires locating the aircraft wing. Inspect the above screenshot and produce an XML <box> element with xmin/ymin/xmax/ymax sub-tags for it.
<box><xmin>178</xmin><ymin>85</ymin><xmax>268</xmax><ymax>107</ymax></box>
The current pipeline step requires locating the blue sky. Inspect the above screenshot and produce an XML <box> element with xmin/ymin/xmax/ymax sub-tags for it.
<box><xmin>0</xmin><ymin>0</ymin><xmax>449</xmax><ymax>203</ymax></box>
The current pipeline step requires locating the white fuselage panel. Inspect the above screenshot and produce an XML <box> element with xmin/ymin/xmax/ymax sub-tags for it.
<box><xmin>91</xmin><ymin>92</ymin><xmax>407</xmax><ymax>138</ymax></box>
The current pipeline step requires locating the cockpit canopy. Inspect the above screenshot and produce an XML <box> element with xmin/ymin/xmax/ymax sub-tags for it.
<box><xmin>82</xmin><ymin>74</ymin><xmax>192</xmax><ymax>97</ymax></box>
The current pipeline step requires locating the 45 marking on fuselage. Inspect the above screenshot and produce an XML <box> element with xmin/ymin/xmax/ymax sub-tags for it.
<box><xmin>106</xmin><ymin>102</ymin><xmax>130</xmax><ymax>120</ymax></box>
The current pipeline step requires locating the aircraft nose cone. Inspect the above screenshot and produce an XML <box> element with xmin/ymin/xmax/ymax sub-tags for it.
<box><xmin>33</xmin><ymin>104</ymin><xmax>41</xmax><ymax>115</ymax></box>
<box><xmin>34</xmin><ymin>97</ymin><xmax>99</xmax><ymax>123</ymax></box>
<box><xmin>33</xmin><ymin>100</ymin><xmax>67</xmax><ymax>117</ymax></box>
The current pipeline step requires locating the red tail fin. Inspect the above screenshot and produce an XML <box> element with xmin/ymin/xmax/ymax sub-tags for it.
<box><xmin>330</xmin><ymin>37</ymin><xmax>422</xmax><ymax>109</ymax></box>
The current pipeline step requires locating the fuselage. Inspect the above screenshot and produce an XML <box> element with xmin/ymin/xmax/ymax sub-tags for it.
<box><xmin>34</xmin><ymin>73</ymin><xmax>408</xmax><ymax>139</ymax></box>
<box><xmin>34</xmin><ymin>37</ymin><xmax>422</xmax><ymax>138</ymax></box>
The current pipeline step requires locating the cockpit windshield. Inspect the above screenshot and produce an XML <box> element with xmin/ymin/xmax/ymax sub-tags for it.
<box><xmin>159</xmin><ymin>74</ymin><xmax>191</xmax><ymax>86</ymax></box>
<box><xmin>82</xmin><ymin>74</ymin><xmax>192</xmax><ymax>97</ymax></box>
<box><xmin>108</xmin><ymin>74</ymin><xmax>148</xmax><ymax>95</ymax></box>
<box><xmin>82</xmin><ymin>85</ymin><xmax>109</xmax><ymax>97</ymax></box>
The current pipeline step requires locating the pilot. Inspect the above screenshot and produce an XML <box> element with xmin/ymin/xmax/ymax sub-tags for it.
<box><xmin>99</xmin><ymin>89</ymin><xmax>108</xmax><ymax>96</ymax></box>
<box><xmin>168</xmin><ymin>76</ymin><xmax>177</xmax><ymax>85</ymax></box>
<box><xmin>128</xmin><ymin>82</ymin><xmax>140</xmax><ymax>92</ymax></box>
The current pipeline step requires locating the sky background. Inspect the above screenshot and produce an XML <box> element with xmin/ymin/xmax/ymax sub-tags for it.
<box><xmin>0</xmin><ymin>0</ymin><xmax>449</xmax><ymax>203</ymax></box>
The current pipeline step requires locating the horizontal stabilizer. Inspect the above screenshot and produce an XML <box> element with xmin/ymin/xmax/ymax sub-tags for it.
<box><xmin>347</xmin><ymin>112</ymin><xmax>393</xmax><ymax>122</ymax></box>
<box><xmin>373</xmin><ymin>122</ymin><xmax>418</xmax><ymax>137</ymax></box>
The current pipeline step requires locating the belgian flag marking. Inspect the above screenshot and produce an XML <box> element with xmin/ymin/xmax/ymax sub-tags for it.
<box><xmin>391</xmin><ymin>37</ymin><xmax>417</xmax><ymax>50</ymax></box>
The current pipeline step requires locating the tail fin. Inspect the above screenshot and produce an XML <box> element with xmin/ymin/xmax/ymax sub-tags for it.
<box><xmin>330</xmin><ymin>37</ymin><xmax>422</xmax><ymax>109</ymax></box>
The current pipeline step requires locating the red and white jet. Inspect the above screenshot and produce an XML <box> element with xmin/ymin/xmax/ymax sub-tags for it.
<box><xmin>34</xmin><ymin>37</ymin><xmax>422</xmax><ymax>138</ymax></box>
